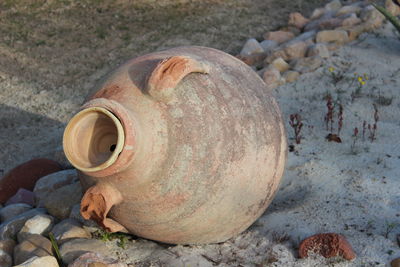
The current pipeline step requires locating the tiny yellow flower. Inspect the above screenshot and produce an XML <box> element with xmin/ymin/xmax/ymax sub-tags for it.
<box><xmin>357</xmin><ymin>76</ymin><xmax>363</xmax><ymax>83</ymax></box>
<box><xmin>328</xmin><ymin>67</ymin><xmax>335</xmax><ymax>73</ymax></box>
<box><xmin>361</xmin><ymin>80</ymin><xmax>366</xmax><ymax>86</ymax></box>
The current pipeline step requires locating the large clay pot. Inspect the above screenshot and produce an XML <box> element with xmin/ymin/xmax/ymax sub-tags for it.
<box><xmin>63</xmin><ymin>46</ymin><xmax>287</xmax><ymax>244</ymax></box>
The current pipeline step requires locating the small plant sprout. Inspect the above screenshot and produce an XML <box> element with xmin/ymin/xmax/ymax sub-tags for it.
<box><xmin>362</xmin><ymin>120</ymin><xmax>367</xmax><ymax>141</ymax></box>
<box><xmin>324</xmin><ymin>95</ymin><xmax>334</xmax><ymax>132</ymax></box>
<box><xmin>289</xmin><ymin>113</ymin><xmax>303</xmax><ymax>144</ymax></box>
<box><xmin>324</xmin><ymin>95</ymin><xmax>343</xmax><ymax>143</ymax></box>
<box><xmin>351</xmin><ymin>127</ymin><xmax>359</xmax><ymax>154</ymax></box>
<box><xmin>328</xmin><ymin>66</ymin><xmax>344</xmax><ymax>85</ymax></box>
<box><xmin>338</xmin><ymin>104</ymin><xmax>343</xmax><ymax>136</ymax></box>
<box><xmin>368</xmin><ymin>104</ymin><xmax>379</xmax><ymax>142</ymax></box>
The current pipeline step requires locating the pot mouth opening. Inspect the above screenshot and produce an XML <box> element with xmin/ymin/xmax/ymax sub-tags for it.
<box><xmin>63</xmin><ymin>107</ymin><xmax>125</xmax><ymax>172</ymax></box>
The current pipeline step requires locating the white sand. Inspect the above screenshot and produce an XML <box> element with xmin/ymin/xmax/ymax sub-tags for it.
<box><xmin>1</xmin><ymin>21</ymin><xmax>400</xmax><ymax>266</ymax></box>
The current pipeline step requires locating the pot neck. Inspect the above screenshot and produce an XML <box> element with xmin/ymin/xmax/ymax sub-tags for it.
<box><xmin>63</xmin><ymin>98</ymin><xmax>137</xmax><ymax>177</ymax></box>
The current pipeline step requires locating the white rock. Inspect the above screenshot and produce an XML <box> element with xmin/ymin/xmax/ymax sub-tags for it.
<box><xmin>51</xmin><ymin>219</ymin><xmax>91</xmax><ymax>245</ymax></box>
<box><xmin>240</xmin><ymin>38</ymin><xmax>264</xmax><ymax>56</ymax></box>
<box><xmin>0</xmin><ymin>249</ymin><xmax>12</xmax><ymax>267</ymax></box>
<box><xmin>259</xmin><ymin>40</ymin><xmax>278</xmax><ymax>53</ymax></box>
<box><xmin>0</xmin><ymin>208</ymin><xmax>46</xmax><ymax>240</ymax></box>
<box><xmin>33</xmin><ymin>169</ymin><xmax>78</xmax><ymax>207</ymax></box>
<box><xmin>17</xmin><ymin>214</ymin><xmax>55</xmax><ymax>242</ymax></box>
<box><xmin>271</xmin><ymin>58</ymin><xmax>290</xmax><ymax>72</ymax></box>
<box><xmin>0</xmin><ymin>203</ymin><xmax>32</xmax><ymax>223</ymax></box>
<box><xmin>14</xmin><ymin>256</ymin><xmax>59</xmax><ymax>267</ymax></box>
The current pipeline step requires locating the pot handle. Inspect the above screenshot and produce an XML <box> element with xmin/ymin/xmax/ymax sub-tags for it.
<box><xmin>80</xmin><ymin>183</ymin><xmax>128</xmax><ymax>233</ymax></box>
<box><xmin>147</xmin><ymin>56</ymin><xmax>210</xmax><ymax>101</ymax></box>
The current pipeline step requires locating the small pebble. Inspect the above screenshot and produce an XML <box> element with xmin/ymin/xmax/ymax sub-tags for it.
<box><xmin>291</xmin><ymin>56</ymin><xmax>323</xmax><ymax>74</ymax></box>
<box><xmin>69</xmin><ymin>252</ymin><xmax>128</xmax><ymax>267</ymax></box>
<box><xmin>264</xmin><ymin>31</ymin><xmax>295</xmax><ymax>44</ymax></box>
<box><xmin>240</xmin><ymin>38</ymin><xmax>264</xmax><ymax>56</ymax></box>
<box><xmin>14</xmin><ymin>256</ymin><xmax>59</xmax><ymax>267</ymax></box>
<box><xmin>283</xmin><ymin>71</ymin><xmax>300</xmax><ymax>83</ymax></box>
<box><xmin>5</xmin><ymin>189</ymin><xmax>35</xmax><ymax>206</ymax></box>
<box><xmin>14</xmin><ymin>234</ymin><xmax>53</xmax><ymax>265</ymax></box>
<box><xmin>43</xmin><ymin>182</ymin><xmax>82</xmax><ymax>220</ymax></box>
<box><xmin>51</xmin><ymin>218</ymin><xmax>91</xmax><ymax>245</ymax></box>
<box><xmin>316</xmin><ymin>30</ymin><xmax>349</xmax><ymax>44</ymax></box>
<box><xmin>60</xmin><ymin>238</ymin><xmax>111</xmax><ymax>265</ymax></box>
<box><xmin>271</xmin><ymin>57</ymin><xmax>290</xmax><ymax>72</ymax></box>
<box><xmin>17</xmin><ymin>214</ymin><xmax>54</xmax><ymax>242</ymax></box>
<box><xmin>0</xmin><ymin>203</ymin><xmax>32</xmax><ymax>223</ymax></box>
<box><xmin>299</xmin><ymin>233</ymin><xmax>356</xmax><ymax>260</ymax></box>
<box><xmin>288</xmin><ymin>12</ymin><xmax>310</xmax><ymax>29</ymax></box>
<box><xmin>0</xmin><ymin>208</ymin><xmax>46</xmax><ymax>240</ymax></box>
<box><xmin>33</xmin><ymin>169</ymin><xmax>78</xmax><ymax>207</ymax></box>
<box><xmin>0</xmin><ymin>239</ymin><xmax>16</xmax><ymax>255</ymax></box>
<box><xmin>0</xmin><ymin>249</ymin><xmax>12</xmax><ymax>267</ymax></box>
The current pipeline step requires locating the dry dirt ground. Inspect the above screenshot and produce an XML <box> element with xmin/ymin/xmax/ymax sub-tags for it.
<box><xmin>0</xmin><ymin>0</ymin><xmax>327</xmax><ymax>173</ymax></box>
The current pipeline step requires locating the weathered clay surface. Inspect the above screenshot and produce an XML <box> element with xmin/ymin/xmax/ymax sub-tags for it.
<box><xmin>299</xmin><ymin>233</ymin><xmax>356</xmax><ymax>260</ymax></box>
<box><xmin>64</xmin><ymin>46</ymin><xmax>287</xmax><ymax>244</ymax></box>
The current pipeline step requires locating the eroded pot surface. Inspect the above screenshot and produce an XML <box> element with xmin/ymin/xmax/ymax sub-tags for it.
<box><xmin>63</xmin><ymin>46</ymin><xmax>287</xmax><ymax>244</ymax></box>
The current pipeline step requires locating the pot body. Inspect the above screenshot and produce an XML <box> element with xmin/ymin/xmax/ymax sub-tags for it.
<box><xmin>64</xmin><ymin>46</ymin><xmax>287</xmax><ymax>244</ymax></box>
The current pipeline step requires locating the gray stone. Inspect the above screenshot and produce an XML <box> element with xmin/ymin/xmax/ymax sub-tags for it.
<box><xmin>291</xmin><ymin>56</ymin><xmax>323</xmax><ymax>74</ymax></box>
<box><xmin>33</xmin><ymin>169</ymin><xmax>78</xmax><ymax>207</ymax></box>
<box><xmin>43</xmin><ymin>182</ymin><xmax>82</xmax><ymax>220</ymax></box>
<box><xmin>51</xmin><ymin>219</ymin><xmax>91</xmax><ymax>245</ymax></box>
<box><xmin>69</xmin><ymin>252</ymin><xmax>127</xmax><ymax>267</ymax></box>
<box><xmin>60</xmin><ymin>239</ymin><xmax>111</xmax><ymax>265</ymax></box>
<box><xmin>0</xmin><ymin>249</ymin><xmax>12</xmax><ymax>267</ymax></box>
<box><xmin>18</xmin><ymin>214</ymin><xmax>55</xmax><ymax>242</ymax></box>
<box><xmin>14</xmin><ymin>256</ymin><xmax>59</xmax><ymax>267</ymax></box>
<box><xmin>240</xmin><ymin>38</ymin><xmax>264</xmax><ymax>56</ymax></box>
<box><xmin>0</xmin><ymin>204</ymin><xmax>32</xmax><ymax>223</ymax></box>
<box><xmin>336</xmin><ymin>5</ymin><xmax>362</xmax><ymax>16</ymax></box>
<box><xmin>0</xmin><ymin>208</ymin><xmax>46</xmax><ymax>240</ymax></box>
<box><xmin>291</xmin><ymin>31</ymin><xmax>316</xmax><ymax>43</ymax></box>
<box><xmin>325</xmin><ymin>0</ymin><xmax>342</xmax><ymax>12</ymax></box>
<box><xmin>13</xmin><ymin>234</ymin><xmax>53</xmax><ymax>265</ymax></box>
<box><xmin>259</xmin><ymin>40</ymin><xmax>278</xmax><ymax>53</ymax></box>
<box><xmin>69</xmin><ymin>204</ymin><xmax>97</xmax><ymax>227</ymax></box>
<box><xmin>310</xmin><ymin>7</ymin><xmax>326</xmax><ymax>20</ymax></box>
<box><xmin>307</xmin><ymin>43</ymin><xmax>330</xmax><ymax>59</ymax></box>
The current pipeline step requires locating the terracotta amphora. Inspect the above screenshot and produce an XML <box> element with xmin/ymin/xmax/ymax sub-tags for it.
<box><xmin>63</xmin><ymin>46</ymin><xmax>287</xmax><ymax>244</ymax></box>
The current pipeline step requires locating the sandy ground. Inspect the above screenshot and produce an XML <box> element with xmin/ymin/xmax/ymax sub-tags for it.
<box><xmin>2</xmin><ymin>0</ymin><xmax>400</xmax><ymax>266</ymax></box>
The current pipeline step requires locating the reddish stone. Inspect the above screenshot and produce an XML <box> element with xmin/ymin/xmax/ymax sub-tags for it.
<box><xmin>299</xmin><ymin>233</ymin><xmax>356</xmax><ymax>260</ymax></box>
<box><xmin>288</xmin><ymin>12</ymin><xmax>310</xmax><ymax>30</ymax></box>
<box><xmin>5</xmin><ymin>188</ymin><xmax>35</xmax><ymax>206</ymax></box>
<box><xmin>0</xmin><ymin>159</ymin><xmax>62</xmax><ymax>204</ymax></box>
